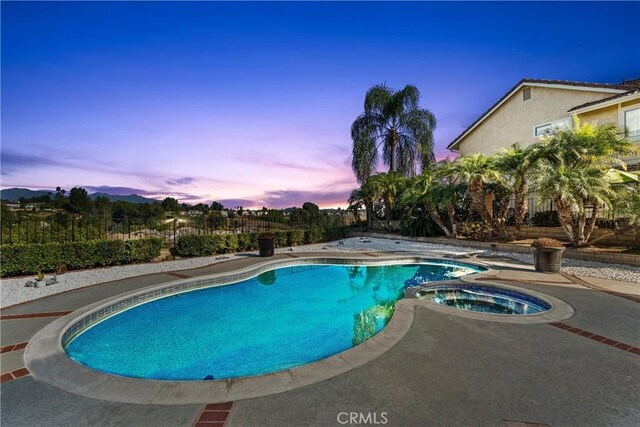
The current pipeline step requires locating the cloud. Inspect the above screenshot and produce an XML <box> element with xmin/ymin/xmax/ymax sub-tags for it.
<box><xmin>166</xmin><ymin>177</ymin><xmax>195</xmax><ymax>186</ymax></box>
<box><xmin>0</xmin><ymin>151</ymin><xmax>59</xmax><ymax>174</ymax></box>
<box><xmin>233</xmin><ymin>156</ymin><xmax>329</xmax><ymax>173</ymax></box>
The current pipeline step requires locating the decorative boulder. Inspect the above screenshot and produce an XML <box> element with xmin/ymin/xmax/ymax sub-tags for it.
<box><xmin>25</xmin><ymin>280</ymin><xmax>35</xmax><ymax>288</ymax></box>
<box><xmin>46</xmin><ymin>278</ymin><xmax>57</xmax><ymax>286</ymax></box>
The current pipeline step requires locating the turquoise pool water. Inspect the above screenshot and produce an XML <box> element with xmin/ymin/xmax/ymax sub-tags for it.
<box><xmin>417</xmin><ymin>284</ymin><xmax>550</xmax><ymax>315</ymax></box>
<box><xmin>65</xmin><ymin>261</ymin><xmax>482</xmax><ymax>380</ymax></box>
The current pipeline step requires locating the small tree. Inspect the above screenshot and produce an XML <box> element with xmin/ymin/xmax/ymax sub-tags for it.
<box><xmin>533</xmin><ymin>119</ymin><xmax>638</xmax><ymax>246</ymax></box>
<box><xmin>494</xmin><ymin>143</ymin><xmax>541</xmax><ymax>232</ymax></box>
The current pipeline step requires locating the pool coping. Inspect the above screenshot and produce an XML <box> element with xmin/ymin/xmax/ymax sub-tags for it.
<box><xmin>24</xmin><ymin>254</ymin><xmax>568</xmax><ymax>405</ymax></box>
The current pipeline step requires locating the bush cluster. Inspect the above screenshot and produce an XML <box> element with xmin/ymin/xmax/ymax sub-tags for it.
<box><xmin>173</xmin><ymin>226</ymin><xmax>349</xmax><ymax>258</ymax></box>
<box><xmin>531</xmin><ymin>211</ymin><xmax>561</xmax><ymax>227</ymax></box>
<box><xmin>1</xmin><ymin>238</ymin><xmax>163</xmax><ymax>277</ymax></box>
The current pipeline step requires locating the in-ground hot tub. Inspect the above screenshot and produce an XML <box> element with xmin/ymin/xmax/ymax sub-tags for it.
<box><xmin>416</xmin><ymin>283</ymin><xmax>551</xmax><ymax>315</ymax></box>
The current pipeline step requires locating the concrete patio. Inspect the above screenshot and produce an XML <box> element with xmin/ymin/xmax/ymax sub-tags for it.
<box><xmin>1</xmin><ymin>252</ymin><xmax>639</xmax><ymax>426</ymax></box>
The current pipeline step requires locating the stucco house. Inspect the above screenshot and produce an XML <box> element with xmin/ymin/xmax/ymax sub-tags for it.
<box><xmin>448</xmin><ymin>78</ymin><xmax>640</xmax><ymax>167</ymax></box>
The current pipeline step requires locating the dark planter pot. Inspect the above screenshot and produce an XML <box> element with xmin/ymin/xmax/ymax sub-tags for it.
<box><xmin>258</xmin><ymin>237</ymin><xmax>275</xmax><ymax>257</ymax></box>
<box><xmin>533</xmin><ymin>247</ymin><xmax>565</xmax><ymax>273</ymax></box>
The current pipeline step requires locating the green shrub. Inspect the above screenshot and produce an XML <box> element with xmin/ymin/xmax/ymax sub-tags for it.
<box><xmin>323</xmin><ymin>225</ymin><xmax>349</xmax><ymax>241</ymax></box>
<box><xmin>173</xmin><ymin>226</ymin><xmax>350</xmax><ymax>259</ymax></box>
<box><xmin>174</xmin><ymin>234</ymin><xmax>223</xmax><ymax>256</ymax></box>
<box><xmin>304</xmin><ymin>228</ymin><xmax>323</xmax><ymax>244</ymax></box>
<box><xmin>225</xmin><ymin>234</ymin><xmax>239</xmax><ymax>253</ymax></box>
<box><xmin>287</xmin><ymin>229</ymin><xmax>305</xmax><ymax>245</ymax></box>
<box><xmin>0</xmin><ymin>238</ymin><xmax>163</xmax><ymax>277</ymax></box>
<box><xmin>274</xmin><ymin>231</ymin><xmax>288</xmax><ymax>247</ymax></box>
<box><xmin>237</xmin><ymin>232</ymin><xmax>258</xmax><ymax>251</ymax></box>
<box><xmin>125</xmin><ymin>238</ymin><xmax>163</xmax><ymax>262</ymax></box>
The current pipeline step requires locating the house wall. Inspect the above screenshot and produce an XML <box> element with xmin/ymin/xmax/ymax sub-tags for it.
<box><xmin>457</xmin><ymin>86</ymin><xmax>617</xmax><ymax>156</ymax></box>
<box><xmin>577</xmin><ymin>104</ymin><xmax>618</xmax><ymax>124</ymax></box>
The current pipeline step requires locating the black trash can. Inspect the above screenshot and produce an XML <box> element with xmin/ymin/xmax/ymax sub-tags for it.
<box><xmin>258</xmin><ymin>233</ymin><xmax>275</xmax><ymax>257</ymax></box>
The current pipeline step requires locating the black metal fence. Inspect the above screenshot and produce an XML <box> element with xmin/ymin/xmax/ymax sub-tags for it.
<box><xmin>497</xmin><ymin>197</ymin><xmax>631</xmax><ymax>229</ymax></box>
<box><xmin>0</xmin><ymin>213</ymin><xmax>357</xmax><ymax>246</ymax></box>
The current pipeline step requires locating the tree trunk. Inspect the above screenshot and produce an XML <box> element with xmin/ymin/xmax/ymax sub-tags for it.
<box><xmin>514</xmin><ymin>181</ymin><xmax>527</xmax><ymax>232</ymax></box>
<box><xmin>365</xmin><ymin>202</ymin><xmax>373</xmax><ymax>230</ymax></box>
<box><xmin>469</xmin><ymin>180</ymin><xmax>493</xmax><ymax>223</ymax></box>
<box><xmin>446</xmin><ymin>202</ymin><xmax>457</xmax><ymax>237</ymax></box>
<box><xmin>555</xmin><ymin>198</ymin><xmax>575</xmax><ymax>243</ymax></box>
<box><xmin>388</xmin><ymin>135</ymin><xmax>396</xmax><ymax>174</ymax></box>
<box><xmin>426</xmin><ymin>204</ymin><xmax>452</xmax><ymax>237</ymax></box>
<box><xmin>582</xmin><ymin>203</ymin><xmax>600</xmax><ymax>246</ymax></box>
<box><xmin>384</xmin><ymin>197</ymin><xmax>393</xmax><ymax>231</ymax></box>
<box><xmin>576</xmin><ymin>199</ymin><xmax>587</xmax><ymax>245</ymax></box>
<box><xmin>496</xmin><ymin>193</ymin><xmax>512</xmax><ymax>241</ymax></box>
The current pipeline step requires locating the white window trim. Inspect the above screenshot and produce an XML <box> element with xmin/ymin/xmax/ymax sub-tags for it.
<box><xmin>533</xmin><ymin>117</ymin><xmax>573</xmax><ymax>138</ymax></box>
<box><xmin>618</xmin><ymin>104</ymin><xmax>640</xmax><ymax>140</ymax></box>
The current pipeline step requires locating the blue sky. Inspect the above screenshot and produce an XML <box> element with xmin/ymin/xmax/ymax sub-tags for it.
<box><xmin>2</xmin><ymin>1</ymin><xmax>639</xmax><ymax>208</ymax></box>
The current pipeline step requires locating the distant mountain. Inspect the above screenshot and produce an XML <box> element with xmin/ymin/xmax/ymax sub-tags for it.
<box><xmin>89</xmin><ymin>192</ymin><xmax>158</xmax><ymax>204</ymax></box>
<box><xmin>0</xmin><ymin>188</ymin><xmax>52</xmax><ymax>201</ymax></box>
<box><xmin>1</xmin><ymin>188</ymin><xmax>159</xmax><ymax>204</ymax></box>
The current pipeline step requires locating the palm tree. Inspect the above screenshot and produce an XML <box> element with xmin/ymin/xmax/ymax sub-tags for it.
<box><xmin>534</xmin><ymin>162</ymin><xmax>617</xmax><ymax>246</ymax></box>
<box><xmin>450</xmin><ymin>154</ymin><xmax>501</xmax><ymax>222</ymax></box>
<box><xmin>367</xmin><ymin>173</ymin><xmax>407</xmax><ymax>231</ymax></box>
<box><xmin>533</xmin><ymin>119</ymin><xmax>638</xmax><ymax>246</ymax></box>
<box><xmin>401</xmin><ymin>162</ymin><xmax>462</xmax><ymax>237</ymax></box>
<box><xmin>351</xmin><ymin>84</ymin><xmax>436</xmax><ymax>183</ymax></box>
<box><xmin>348</xmin><ymin>186</ymin><xmax>374</xmax><ymax>229</ymax></box>
<box><xmin>494</xmin><ymin>143</ymin><xmax>541</xmax><ymax>232</ymax></box>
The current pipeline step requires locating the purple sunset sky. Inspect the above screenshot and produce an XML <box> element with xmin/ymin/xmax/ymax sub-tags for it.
<box><xmin>2</xmin><ymin>2</ymin><xmax>639</xmax><ymax>208</ymax></box>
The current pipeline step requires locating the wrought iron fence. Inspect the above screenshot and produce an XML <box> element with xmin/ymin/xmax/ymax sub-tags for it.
<box><xmin>0</xmin><ymin>213</ymin><xmax>357</xmax><ymax>246</ymax></box>
<box><xmin>497</xmin><ymin>197</ymin><xmax>631</xmax><ymax>229</ymax></box>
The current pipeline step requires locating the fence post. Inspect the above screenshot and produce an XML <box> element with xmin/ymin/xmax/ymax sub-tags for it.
<box><xmin>173</xmin><ymin>219</ymin><xmax>177</xmax><ymax>248</ymax></box>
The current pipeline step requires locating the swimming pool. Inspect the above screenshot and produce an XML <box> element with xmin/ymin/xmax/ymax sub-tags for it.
<box><xmin>64</xmin><ymin>261</ymin><xmax>483</xmax><ymax>381</ymax></box>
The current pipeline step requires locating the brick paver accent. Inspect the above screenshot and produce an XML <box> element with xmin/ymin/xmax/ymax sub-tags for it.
<box><xmin>0</xmin><ymin>311</ymin><xmax>72</xmax><ymax>320</ymax></box>
<box><xmin>193</xmin><ymin>402</ymin><xmax>233</xmax><ymax>427</ymax></box>
<box><xmin>549</xmin><ymin>322</ymin><xmax>640</xmax><ymax>357</ymax></box>
<box><xmin>0</xmin><ymin>367</ymin><xmax>30</xmax><ymax>384</ymax></box>
<box><xmin>0</xmin><ymin>341</ymin><xmax>28</xmax><ymax>353</ymax></box>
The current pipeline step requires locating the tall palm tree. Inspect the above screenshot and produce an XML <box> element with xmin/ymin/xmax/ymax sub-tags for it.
<box><xmin>351</xmin><ymin>84</ymin><xmax>436</xmax><ymax>183</ymax></box>
<box><xmin>494</xmin><ymin>143</ymin><xmax>541</xmax><ymax>232</ymax></box>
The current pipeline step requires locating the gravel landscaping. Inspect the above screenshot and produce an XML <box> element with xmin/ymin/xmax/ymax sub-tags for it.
<box><xmin>2</xmin><ymin>237</ymin><xmax>638</xmax><ymax>308</ymax></box>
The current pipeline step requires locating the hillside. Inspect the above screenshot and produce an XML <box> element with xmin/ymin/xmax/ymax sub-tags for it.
<box><xmin>1</xmin><ymin>188</ymin><xmax>159</xmax><ymax>204</ymax></box>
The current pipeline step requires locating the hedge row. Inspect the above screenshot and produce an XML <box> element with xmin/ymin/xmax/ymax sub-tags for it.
<box><xmin>174</xmin><ymin>226</ymin><xmax>349</xmax><ymax>258</ymax></box>
<box><xmin>0</xmin><ymin>238</ymin><xmax>163</xmax><ymax>277</ymax></box>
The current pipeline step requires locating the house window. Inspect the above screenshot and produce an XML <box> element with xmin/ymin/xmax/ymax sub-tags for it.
<box><xmin>624</xmin><ymin>107</ymin><xmax>640</xmax><ymax>137</ymax></box>
<box><xmin>523</xmin><ymin>87</ymin><xmax>531</xmax><ymax>101</ymax></box>
<box><xmin>534</xmin><ymin>117</ymin><xmax>572</xmax><ymax>137</ymax></box>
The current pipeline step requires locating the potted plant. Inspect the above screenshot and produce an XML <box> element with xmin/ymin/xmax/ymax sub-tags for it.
<box><xmin>258</xmin><ymin>232</ymin><xmax>276</xmax><ymax>257</ymax></box>
<box><xmin>531</xmin><ymin>238</ymin><xmax>566</xmax><ymax>273</ymax></box>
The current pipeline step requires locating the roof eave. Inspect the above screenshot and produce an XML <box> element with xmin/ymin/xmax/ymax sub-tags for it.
<box><xmin>568</xmin><ymin>91</ymin><xmax>640</xmax><ymax>115</ymax></box>
<box><xmin>446</xmin><ymin>80</ymin><xmax>629</xmax><ymax>152</ymax></box>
